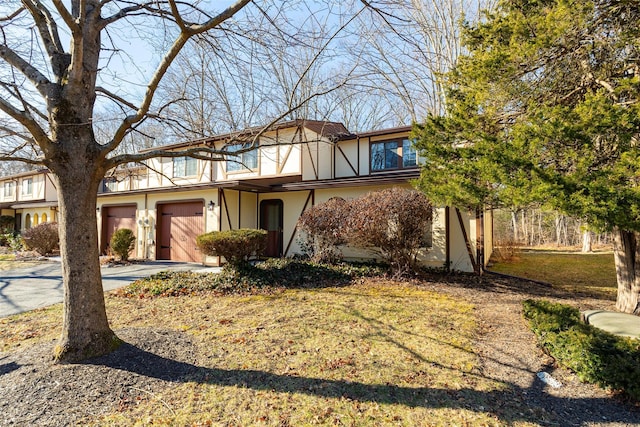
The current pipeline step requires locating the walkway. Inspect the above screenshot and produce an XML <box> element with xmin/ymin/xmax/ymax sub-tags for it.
<box><xmin>0</xmin><ymin>260</ymin><xmax>213</xmax><ymax>317</ymax></box>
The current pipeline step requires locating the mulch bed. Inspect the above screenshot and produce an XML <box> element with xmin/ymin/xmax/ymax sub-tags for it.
<box><xmin>0</xmin><ymin>273</ymin><xmax>638</xmax><ymax>426</ymax></box>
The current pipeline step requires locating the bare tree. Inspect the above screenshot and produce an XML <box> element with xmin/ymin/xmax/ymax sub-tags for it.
<box><xmin>0</xmin><ymin>0</ymin><xmax>363</xmax><ymax>362</ymax></box>
<box><xmin>352</xmin><ymin>0</ymin><xmax>494</xmax><ymax>121</ymax></box>
<box><xmin>157</xmin><ymin>1</ymin><xmax>367</xmax><ymax>139</ymax></box>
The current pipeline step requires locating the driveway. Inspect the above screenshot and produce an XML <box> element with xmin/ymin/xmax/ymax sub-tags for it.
<box><xmin>0</xmin><ymin>260</ymin><xmax>213</xmax><ymax>317</ymax></box>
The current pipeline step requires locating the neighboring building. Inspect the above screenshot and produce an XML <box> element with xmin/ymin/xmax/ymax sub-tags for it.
<box><xmin>0</xmin><ymin>169</ymin><xmax>58</xmax><ymax>231</ymax></box>
<box><xmin>0</xmin><ymin>120</ymin><xmax>493</xmax><ymax>272</ymax></box>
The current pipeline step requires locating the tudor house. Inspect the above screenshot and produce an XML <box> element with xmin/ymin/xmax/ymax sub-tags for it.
<box><xmin>0</xmin><ymin>120</ymin><xmax>493</xmax><ymax>273</ymax></box>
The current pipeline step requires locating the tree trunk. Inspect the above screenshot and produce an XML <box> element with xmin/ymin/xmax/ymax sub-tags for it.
<box><xmin>581</xmin><ymin>229</ymin><xmax>592</xmax><ymax>253</ymax></box>
<box><xmin>511</xmin><ymin>210</ymin><xmax>518</xmax><ymax>242</ymax></box>
<box><xmin>613</xmin><ymin>228</ymin><xmax>640</xmax><ymax>315</ymax></box>
<box><xmin>50</xmin><ymin>145</ymin><xmax>118</xmax><ymax>362</ymax></box>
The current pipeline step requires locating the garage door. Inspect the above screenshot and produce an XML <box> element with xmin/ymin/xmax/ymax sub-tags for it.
<box><xmin>102</xmin><ymin>205</ymin><xmax>137</xmax><ymax>254</ymax></box>
<box><xmin>157</xmin><ymin>201</ymin><xmax>204</xmax><ymax>262</ymax></box>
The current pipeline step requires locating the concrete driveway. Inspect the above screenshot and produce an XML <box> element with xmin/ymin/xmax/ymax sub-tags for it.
<box><xmin>0</xmin><ymin>260</ymin><xmax>211</xmax><ymax>317</ymax></box>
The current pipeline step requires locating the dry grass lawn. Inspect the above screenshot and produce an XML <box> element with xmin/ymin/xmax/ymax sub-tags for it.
<box><xmin>489</xmin><ymin>250</ymin><xmax>617</xmax><ymax>298</ymax></box>
<box><xmin>2</xmin><ymin>260</ymin><xmax>637</xmax><ymax>426</ymax></box>
<box><xmin>0</xmin><ymin>280</ymin><xmax>513</xmax><ymax>426</ymax></box>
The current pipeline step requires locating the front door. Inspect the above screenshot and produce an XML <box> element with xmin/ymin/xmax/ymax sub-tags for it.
<box><xmin>260</xmin><ymin>199</ymin><xmax>283</xmax><ymax>257</ymax></box>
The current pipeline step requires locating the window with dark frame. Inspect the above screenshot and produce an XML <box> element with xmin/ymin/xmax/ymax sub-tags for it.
<box><xmin>173</xmin><ymin>156</ymin><xmax>197</xmax><ymax>178</ymax></box>
<box><xmin>102</xmin><ymin>177</ymin><xmax>118</xmax><ymax>192</ymax></box>
<box><xmin>226</xmin><ymin>143</ymin><xmax>258</xmax><ymax>172</ymax></box>
<box><xmin>371</xmin><ymin>139</ymin><xmax>419</xmax><ymax>171</ymax></box>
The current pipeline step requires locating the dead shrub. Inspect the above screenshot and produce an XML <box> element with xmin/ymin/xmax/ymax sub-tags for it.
<box><xmin>22</xmin><ymin>222</ymin><xmax>59</xmax><ymax>255</ymax></box>
<box><xmin>297</xmin><ymin>197</ymin><xmax>349</xmax><ymax>263</ymax></box>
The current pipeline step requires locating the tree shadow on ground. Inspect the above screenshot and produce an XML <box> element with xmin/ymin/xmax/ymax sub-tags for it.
<box><xmin>0</xmin><ymin>361</ymin><xmax>20</xmax><ymax>376</ymax></box>
<box><xmin>419</xmin><ymin>269</ymin><xmax>610</xmax><ymax>302</ymax></box>
<box><xmin>88</xmin><ymin>342</ymin><xmax>638</xmax><ymax>425</ymax></box>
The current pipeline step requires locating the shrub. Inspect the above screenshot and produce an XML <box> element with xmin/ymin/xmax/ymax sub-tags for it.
<box><xmin>196</xmin><ymin>228</ymin><xmax>267</xmax><ymax>268</ymax></box>
<box><xmin>22</xmin><ymin>222</ymin><xmax>59</xmax><ymax>255</ymax></box>
<box><xmin>346</xmin><ymin>188</ymin><xmax>433</xmax><ymax>277</ymax></box>
<box><xmin>297</xmin><ymin>197</ymin><xmax>349</xmax><ymax>263</ymax></box>
<box><xmin>493</xmin><ymin>239</ymin><xmax>521</xmax><ymax>262</ymax></box>
<box><xmin>0</xmin><ymin>215</ymin><xmax>14</xmax><ymax>231</ymax></box>
<box><xmin>523</xmin><ymin>299</ymin><xmax>640</xmax><ymax>401</ymax></box>
<box><xmin>0</xmin><ymin>216</ymin><xmax>15</xmax><ymax>247</ymax></box>
<box><xmin>110</xmin><ymin>228</ymin><xmax>136</xmax><ymax>261</ymax></box>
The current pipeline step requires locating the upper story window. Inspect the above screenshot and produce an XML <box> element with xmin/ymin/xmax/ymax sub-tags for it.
<box><xmin>102</xmin><ymin>177</ymin><xmax>118</xmax><ymax>193</ymax></box>
<box><xmin>173</xmin><ymin>156</ymin><xmax>197</xmax><ymax>178</ymax></box>
<box><xmin>226</xmin><ymin>143</ymin><xmax>258</xmax><ymax>172</ymax></box>
<box><xmin>3</xmin><ymin>181</ymin><xmax>15</xmax><ymax>198</ymax></box>
<box><xmin>22</xmin><ymin>178</ymin><xmax>32</xmax><ymax>196</ymax></box>
<box><xmin>371</xmin><ymin>139</ymin><xmax>419</xmax><ymax>172</ymax></box>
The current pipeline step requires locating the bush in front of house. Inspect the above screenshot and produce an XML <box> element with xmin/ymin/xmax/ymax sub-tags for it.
<box><xmin>346</xmin><ymin>187</ymin><xmax>433</xmax><ymax>277</ymax></box>
<box><xmin>297</xmin><ymin>197</ymin><xmax>349</xmax><ymax>264</ymax></box>
<box><xmin>22</xmin><ymin>222</ymin><xmax>59</xmax><ymax>255</ymax></box>
<box><xmin>0</xmin><ymin>215</ymin><xmax>16</xmax><ymax>247</ymax></box>
<box><xmin>522</xmin><ymin>299</ymin><xmax>640</xmax><ymax>401</ymax></box>
<box><xmin>196</xmin><ymin>228</ymin><xmax>267</xmax><ymax>269</ymax></box>
<box><xmin>110</xmin><ymin>228</ymin><xmax>136</xmax><ymax>262</ymax></box>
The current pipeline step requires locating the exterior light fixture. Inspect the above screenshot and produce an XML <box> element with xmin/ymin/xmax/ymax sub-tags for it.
<box><xmin>207</xmin><ymin>200</ymin><xmax>215</xmax><ymax>211</ymax></box>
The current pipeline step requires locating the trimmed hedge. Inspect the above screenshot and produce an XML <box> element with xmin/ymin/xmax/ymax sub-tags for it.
<box><xmin>196</xmin><ymin>228</ymin><xmax>267</xmax><ymax>268</ymax></box>
<box><xmin>110</xmin><ymin>228</ymin><xmax>136</xmax><ymax>261</ymax></box>
<box><xmin>522</xmin><ymin>299</ymin><xmax>640</xmax><ymax>400</ymax></box>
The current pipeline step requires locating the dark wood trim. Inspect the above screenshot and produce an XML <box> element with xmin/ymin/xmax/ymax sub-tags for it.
<box><xmin>220</xmin><ymin>189</ymin><xmax>233</xmax><ymax>230</ymax></box>
<box><xmin>305</xmin><ymin>142</ymin><xmax>318</xmax><ymax>180</ymax></box>
<box><xmin>278</xmin><ymin>144</ymin><xmax>294</xmax><ymax>175</ymax></box>
<box><xmin>476</xmin><ymin>208</ymin><xmax>484</xmax><ymax>274</ymax></box>
<box><xmin>217</xmin><ymin>189</ymin><xmax>222</xmax><ymax>265</ymax></box>
<box><xmin>238</xmin><ymin>190</ymin><xmax>242</xmax><ymax>228</ymax></box>
<box><xmin>456</xmin><ymin>208</ymin><xmax>478</xmax><ymax>273</ymax></box>
<box><xmin>336</xmin><ymin>144</ymin><xmax>358</xmax><ymax>176</ymax></box>
<box><xmin>283</xmin><ymin>190</ymin><xmax>314</xmax><ymax>257</ymax></box>
<box><xmin>445</xmin><ymin>206</ymin><xmax>450</xmax><ymax>272</ymax></box>
<box><xmin>357</xmin><ymin>136</ymin><xmax>361</xmax><ymax>175</ymax></box>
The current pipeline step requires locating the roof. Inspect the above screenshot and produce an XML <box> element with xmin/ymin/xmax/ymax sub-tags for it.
<box><xmin>0</xmin><ymin>168</ymin><xmax>49</xmax><ymax>181</ymax></box>
<box><xmin>141</xmin><ymin>120</ymin><xmax>352</xmax><ymax>153</ymax></box>
<box><xmin>348</xmin><ymin>125</ymin><xmax>413</xmax><ymax>139</ymax></box>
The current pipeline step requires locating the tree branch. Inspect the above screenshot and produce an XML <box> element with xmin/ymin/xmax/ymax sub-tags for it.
<box><xmin>105</xmin><ymin>0</ymin><xmax>252</xmax><ymax>154</ymax></box>
<box><xmin>0</xmin><ymin>6</ymin><xmax>26</xmax><ymax>22</ymax></box>
<box><xmin>105</xmin><ymin>145</ymin><xmax>227</xmax><ymax>170</ymax></box>
<box><xmin>0</xmin><ymin>154</ymin><xmax>43</xmax><ymax>166</ymax></box>
<box><xmin>0</xmin><ymin>44</ymin><xmax>53</xmax><ymax>98</ymax></box>
<box><xmin>51</xmin><ymin>0</ymin><xmax>79</xmax><ymax>32</ymax></box>
<box><xmin>0</xmin><ymin>97</ymin><xmax>50</xmax><ymax>147</ymax></box>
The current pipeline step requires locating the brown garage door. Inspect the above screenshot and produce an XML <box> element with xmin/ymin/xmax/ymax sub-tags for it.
<box><xmin>102</xmin><ymin>205</ymin><xmax>137</xmax><ymax>254</ymax></box>
<box><xmin>157</xmin><ymin>201</ymin><xmax>204</xmax><ymax>262</ymax></box>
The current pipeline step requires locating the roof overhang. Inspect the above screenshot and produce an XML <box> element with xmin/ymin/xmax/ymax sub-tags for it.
<box><xmin>278</xmin><ymin>169</ymin><xmax>420</xmax><ymax>191</ymax></box>
<box><xmin>97</xmin><ymin>175</ymin><xmax>304</xmax><ymax>198</ymax></box>
<box><xmin>8</xmin><ymin>200</ymin><xmax>58</xmax><ymax>209</ymax></box>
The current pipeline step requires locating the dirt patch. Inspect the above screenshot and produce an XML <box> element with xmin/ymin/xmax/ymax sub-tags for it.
<box><xmin>0</xmin><ymin>329</ymin><xmax>199</xmax><ymax>426</ymax></box>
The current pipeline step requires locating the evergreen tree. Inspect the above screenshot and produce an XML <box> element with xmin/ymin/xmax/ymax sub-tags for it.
<box><xmin>415</xmin><ymin>0</ymin><xmax>640</xmax><ymax>313</ymax></box>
